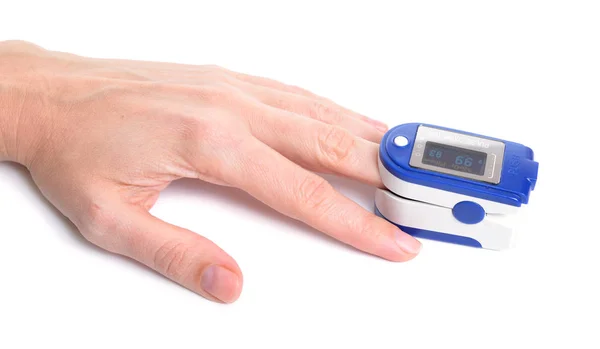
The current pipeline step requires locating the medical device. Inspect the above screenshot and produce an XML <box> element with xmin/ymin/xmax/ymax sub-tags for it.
<box><xmin>375</xmin><ymin>123</ymin><xmax>538</xmax><ymax>250</ymax></box>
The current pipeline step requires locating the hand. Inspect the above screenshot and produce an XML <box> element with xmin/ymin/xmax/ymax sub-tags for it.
<box><xmin>0</xmin><ymin>41</ymin><xmax>421</xmax><ymax>303</ymax></box>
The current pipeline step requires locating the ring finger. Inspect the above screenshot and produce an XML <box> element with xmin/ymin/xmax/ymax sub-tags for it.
<box><xmin>227</xmin><ymin>70</ymin><xmax>390</xmax><ymax>131</ymax></box>
<box><xmin>234</xmin><ymin>80</ymin><xmax>387</xmax><ymax>143</ymax></box>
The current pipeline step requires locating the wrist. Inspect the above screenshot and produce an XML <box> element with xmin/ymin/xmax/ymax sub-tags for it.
<box><xmin>0</xmin><ymin>70</ymin><xmax>14</xmax><ymax>162</ymax></box>
<box><xmin>0</xmin><ymin>41</ymin><xmax>51</xmax><ymax>167</ymax></box>
<box><xmin>0</xmin><ymin>111</ymin><xmax>7</xmax><ymax>161</ymax></box>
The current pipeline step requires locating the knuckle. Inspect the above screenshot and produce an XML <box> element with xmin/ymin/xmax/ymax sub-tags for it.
<box><xmin>297</xmin><ymin>175</ymin><xmax>333</xmax><ymax>213</ymax></box>
<box><xmin>93</xmin><ymin>67</ymin><xmax>151</xmax><ymax>81</ymax></box>
<box><xmin>180</xmin><ymin>114</ymin><xmax>214</xmax><ymax>142</ymax></box>
<box><xmin>287</xmin><ymin>84</ymin><xmax>314</xmax><ymax>97</ymax></box>
<box><xmin>317</xmin><ymin>126</ymin><xmax>356</xmax><ymax>167</ymax></box>
<box><xmin>309</xmin><ymin>100</ymin><xmax>344</xmax><ymax>124</ymax></box>
<box><xmin>153</xmin><ymin>240</ymin><xmax>195</xmax><ymax>280</ymax></box>
<box><xmin>79</xmin><ymin>200</ymin><xmax>121</xmax><ymax>251</ymax></box>
<box><xmin>211</xmin><ymin>129</ymin><xmax>249</xmax><ymax>151</ymax></box>
<box><xmin>180</xmin><ymin>116</ymin><xmax>250</xmax><ymax>184</ymax></box>
<box><xmin>270</xmin><ymin>96</ymin><xmax>294</xmax><ymax>112</ymax></box>
<box><xmin>205</xmin><ymin>64</ymin><xmax>227</xmax><ymax>72</ymax></box>
<box><xmin>196</xmin><ymin>84</ymin><xmax>235</xmax><ymax>102</ymax></box>
<box><xmin>179</xmin><ymin>111</ymin><xmax>245</xmax><ymax>152</ymax></box>
<box><xmin>192</xmin><ymin>120</ymin><xmax>247</xmax><ymax>151</ymax></box>
<box><xmin>174</xmin><ymin>84</ymin><xmax>238</xmax><ymax>105</ymax></box>
<box><xmin>205</xmin><ymin>69</ymin><xmax>232</xmax><ymax>83</ymax></box>
<box><xmin>357</xmin><ymin>215</ymin><xmax>386</xmax><ymax>242</ymax></box>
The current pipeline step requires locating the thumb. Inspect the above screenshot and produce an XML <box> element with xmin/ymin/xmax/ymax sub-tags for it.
<box><xmin>93</xmin><ymin>205</ymin><xmax>244</xmax><ymax>303</ymax></box>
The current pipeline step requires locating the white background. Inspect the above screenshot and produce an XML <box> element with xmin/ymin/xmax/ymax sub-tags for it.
<box><xmin>1</xmin><ymin>1</ymin><xmax>599</xmax><ymax>348</ymax></box>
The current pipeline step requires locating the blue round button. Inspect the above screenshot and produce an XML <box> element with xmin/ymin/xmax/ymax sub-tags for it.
<box><xmin>452</xmin><ymin>201</ymin><xmax>485</xmax><ymax>224</ymax></box>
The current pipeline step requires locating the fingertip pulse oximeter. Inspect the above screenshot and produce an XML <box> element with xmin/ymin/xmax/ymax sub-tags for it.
<box><xmin>375</xmin><ymin>123</ymin><xmax>539</xmax><ymax>250</ymax></box>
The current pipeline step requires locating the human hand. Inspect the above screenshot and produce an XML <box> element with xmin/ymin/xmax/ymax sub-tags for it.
<box><xmin>0</xmin><ymin>41</ymin><xmax>421</xmax><ymax>303</ymax></box>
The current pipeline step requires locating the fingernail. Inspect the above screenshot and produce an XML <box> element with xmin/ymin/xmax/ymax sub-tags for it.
<box><xmin>201</xmin><ymin>265</ymin><xmax>241</xmax><ymax>303</ymax></box>
<box><xmin>395</xmin><ymin>229</ymin><xmax>422</xmax><ymax>255</ymax></box>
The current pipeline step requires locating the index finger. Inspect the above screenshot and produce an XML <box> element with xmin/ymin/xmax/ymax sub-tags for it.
<box><xmin>226</xmin><ymin>137</ymin><xmax>422</xmax><ymax>262</ymax></box>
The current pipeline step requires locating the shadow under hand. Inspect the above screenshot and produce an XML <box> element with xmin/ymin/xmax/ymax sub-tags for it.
<box><xmin>0</xmin><ymin>162</ymin><xmax>139</xmax><ymax>265</ymax></box>
<box><xmin>3</xmin><ymin>160</ymin><xmax>382</xmax><ymax>283</ymax></box>
<box><xmin>322</xmin><ymin>173</ymin><xmax>378</xmax><ymax>210</ymax></box>
<box><xmin>162</xmin><ymin>172</ymin><xmax>379</xmax><ymax>255</ymax></box>
<box><xmin>1</xmin><ymin>162</ymin><xmax>86</xmax><ymax>243</ymax></box>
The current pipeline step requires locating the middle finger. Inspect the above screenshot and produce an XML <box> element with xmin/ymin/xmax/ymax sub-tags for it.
<box><xmin>246</xmin><ymin>100</ymin><xmax>384</xmax><ymax>188</ymax></box>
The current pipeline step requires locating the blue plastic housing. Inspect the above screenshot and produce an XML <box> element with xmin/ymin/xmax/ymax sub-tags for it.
<box><xmin>379</xmin><ymin>123</ymin><xmax>539</xmax><ymax>207</ymax></box>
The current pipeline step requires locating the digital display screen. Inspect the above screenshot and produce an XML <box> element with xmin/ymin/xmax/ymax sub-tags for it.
<box><xmin>422</xmin><ymin>142</ymin><xmax>487</xmax><ymax>176</ymax></box>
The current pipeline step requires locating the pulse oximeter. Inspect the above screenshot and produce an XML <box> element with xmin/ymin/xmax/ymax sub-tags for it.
<box><xmin>375</xmin><ymin>123</ymin><xmax>539</xmax><ymax>250</ymax></box>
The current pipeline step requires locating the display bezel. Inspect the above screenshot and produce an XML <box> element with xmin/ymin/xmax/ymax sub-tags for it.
<box><xmin>409</xmin><ymin>125</ymin><xmax>505</xmax><ymax>184</ymax></box>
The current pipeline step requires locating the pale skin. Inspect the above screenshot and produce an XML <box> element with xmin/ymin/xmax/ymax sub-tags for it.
<box><xmin>0</xmin><ymin>40</ymin><xmax>421</xmax><ymax>303</ymax></box>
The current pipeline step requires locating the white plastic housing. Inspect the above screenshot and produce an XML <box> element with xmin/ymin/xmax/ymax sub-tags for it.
<box><xmin>375</xmin><ymin>189</ymin><xmax>517</xmax><ymax>250</ymax></box>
